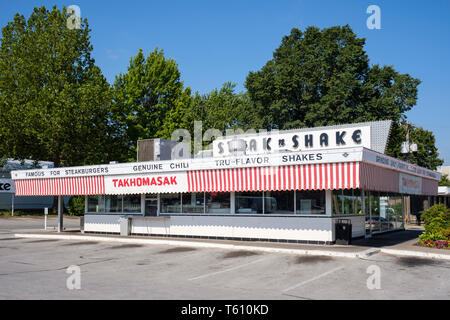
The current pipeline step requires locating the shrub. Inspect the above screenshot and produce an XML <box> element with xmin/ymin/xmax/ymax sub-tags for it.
<box><xmin>418</xmin><ymin>204</ymin><xmax>450</xmax><ymax>248</ymax></box>
<box><xmin>67</xmin><ymin>196</ymin><xmax>85</xmax><ymax>216</ymax></box>
<box><xmin>420</xmin><ymin>204</ymin><xmax>450</xmax><ymax>224</ymax></box>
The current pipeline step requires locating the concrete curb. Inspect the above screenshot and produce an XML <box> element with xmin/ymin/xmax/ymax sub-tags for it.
<box><xmin>14</xmin><ymin>233</ymin><xmax>364</xmax><ymax>258</ymax></box>
<box><xmin>380</xmin><ymin>248</ymin><xmax>450</xmax><ymax>261</ymax></box>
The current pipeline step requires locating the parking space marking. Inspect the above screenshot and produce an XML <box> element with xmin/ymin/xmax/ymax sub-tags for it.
<box><xmin>188</xmin><ymin>257</ymin><xmax>268</xmax><ymax>281</ymax></box>
<box><xmin>282</xmin><ymin>266</ymin><xmax>344</xmax><ymax>292</ymax></box>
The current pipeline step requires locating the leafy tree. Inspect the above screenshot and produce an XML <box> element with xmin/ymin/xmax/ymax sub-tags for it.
<box><xmin>244</xmin><ymin>25</ymin><xmax>443</xmax><ymax>169</ymax></box>
<box><xmin>0</xmin><ymin>6</ymin><xmax>125</xmax><ymax>166</ymax></box>
<box><xmin>183</xmin><ymin>82</ymin><xmax>262</xmax><ymax>147</ymax></box>
<box><xmin>112</xmin><ymin>48</ymin><xmax>191</xmax><ymax>160</ymax></box>
<box><xmin>245</xmin><ymin>26</ymin><xmax>418</xmax><ymax>129</ymax></box>
<box><xmin>439</xmin><ymin>174</ymin><xmax>450</xmax><ymax>187</ymax></box>
<box><xmin>386</xmin><ymin>124</ymin><xmax>443</xmax><ymax>170</ymax></box>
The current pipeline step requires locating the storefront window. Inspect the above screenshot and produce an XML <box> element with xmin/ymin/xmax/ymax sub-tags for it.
<box><xmin>160</xmin><ymin>193</ymin><xmax>181</xmax><ymax>213</ymax></box>
<box><xmin>87</xmin><ymin>195</ymin><xmax>141</xmax><ymax>214</ymax></box>
<box><xmin>366</xmin><ymin>192</ymin><xmax>404</xmax><ymax>233</ymax></box>
<box><xmin>369</xmin><ymin>192</ymin><xmax>381</xmax><ymax>232</ymax></box>
<box><xmin>182</xmin><ymin>193</ymin><xmax>204</xmax><ymax>213</ymax></box>
<box><xmin>264</xmin><ymin>191</ymin><xmax>295</xmax><ymax>214</ymax></box>
<box><xmin>332</xmin><ymin>190</ymin><xmax>361</xmax><ymax>215</ymax></box>
<box><xmin>236</xmin><ymin>192</ymin><xmax>263</xmax><ymax>214</ymax></box>
<box><xmin>297</xmin><ymin>191</ymin><xmax>325</xmax><ymax>215</ymax></box>
<box><xmin>123</xmin><ymin>195</ymin><xmax>141</xmax><ymax>213</ymax></box>
<box><xmin>205</xmin><ymin>192</ymin><xmax>231</xmax><ymax>214</ymax></box>
<box><xmin>87</xmin><ymin>195</ymin><xmax>104</xmax><ymax>213</ymax></box>
<box><xmin>386</xmin><ymin>195</ymin><xmax>403</xmax><ymax>229</ymax></box>
<box><xmin>104</xmin><ymin>195</ymin><xmax>122</xmax><ymax>212</ymax></box>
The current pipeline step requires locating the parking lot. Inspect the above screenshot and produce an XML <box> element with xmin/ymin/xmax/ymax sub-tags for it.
<box><xmin>0</xmin><ymin>217</ymin><xmax>449</xmax><ymax>300</ymax></box>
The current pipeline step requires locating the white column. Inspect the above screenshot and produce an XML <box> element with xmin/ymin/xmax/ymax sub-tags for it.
<box><xmin>325</xmin><ymin>190</ymin><xmax>332</xmax><ymax>216</ymax></box>
<box><xmin>141</xmin><ymin>194</ymin><xmax>145</xmax><ymax>216</ymax></box>
<box><xmin>230</xmin><ymin>192</ymin><xmax>235</xmax><ymax>214</ymax></box>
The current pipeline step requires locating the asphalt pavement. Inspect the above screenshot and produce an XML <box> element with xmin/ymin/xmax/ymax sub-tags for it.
<box><xmin>0</xmin><ymin>217</ymin><xmax>449</xmax><ymax>300</ymax></box>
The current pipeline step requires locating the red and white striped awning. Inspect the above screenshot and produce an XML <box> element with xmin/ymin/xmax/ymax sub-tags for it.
<box><xmin>187</xmin><ymin>162</ymin><xmax>360</xmax><ymax>193</ymax></box>
<box><xmin>14</xmin><ymin>176</ymin><xmax>105</xmax><ymax>196</ymax></box>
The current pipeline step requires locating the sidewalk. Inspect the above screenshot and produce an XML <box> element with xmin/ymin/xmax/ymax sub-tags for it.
<box><xmin>14</xmin><ymin>227</ymin><xmax>450</xmax><ymax>261</ymax></box>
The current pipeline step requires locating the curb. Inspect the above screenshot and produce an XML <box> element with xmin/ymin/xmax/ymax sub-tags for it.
<box><xmin>14</xmin><ymin>233</ymin><xmax>364</xmax><ymax>258</ymax></box>
<box><xmin>380</xmin><ymin>248</ymin><xmax>450</xmax><ymax>261</ymax></box>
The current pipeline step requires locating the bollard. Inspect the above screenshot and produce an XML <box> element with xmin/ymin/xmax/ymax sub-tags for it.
<box><xmin>44</xmin><ymin>207</ymin><xmax>48</xmax><ymax>230</ymax></box>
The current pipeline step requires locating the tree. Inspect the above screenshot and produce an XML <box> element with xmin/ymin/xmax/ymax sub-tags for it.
<box><xmin>0</xmin><ymin>6</ymin><xmax>125</xmax><ymax>166</ymax></box>
<box><xmin>183</xmin><ymin>82</ymin><xmax>262</xmax><ymax>146</ymax></box>
<box><xmin>439</xmin><ymin>174</ymin><xmax>450</xmax><ymax>187</ymax></box>
<box><xmin>246</xmin><ymin>25</ymin><xmax>420</xmax><ymax>129</ymax></box>
<box><xmin>386</xmin><ymin>124</ymin><xmax>443</xmax><ymax>170</ymax></box>
<box><xmin>244</xmin><ymin>25</ymin><xmax>444</xmax><ymax>169</ymax></box>
<box><xmin>112</xmin><ymin>48</ymin><xmax>191</xmax><ymax>160</ymax></box>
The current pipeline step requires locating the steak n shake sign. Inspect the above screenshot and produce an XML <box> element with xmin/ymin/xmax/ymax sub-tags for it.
<box><xmin>213</xmin><ymin>126</ymin><xmax>371</xmax><ymax>157</ymax></box>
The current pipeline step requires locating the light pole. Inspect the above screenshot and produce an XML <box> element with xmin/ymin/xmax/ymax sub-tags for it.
<box><xmin>400</xmin><ymin>121</ymin><xmax>417</xmax><ymax>163</ymax></box>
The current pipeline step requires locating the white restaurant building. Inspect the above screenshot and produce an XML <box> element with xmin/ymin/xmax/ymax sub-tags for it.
<box><xmin>11</xmin><ymin>121</ymin><xmax>441</xmax><ymax>244</ymax></box>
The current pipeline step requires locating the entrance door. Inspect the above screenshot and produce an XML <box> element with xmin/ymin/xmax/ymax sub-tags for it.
<box><xmin>145</xmin><ymin>195</ymin><xmax>158</xmax><ymax>216</ymax></box>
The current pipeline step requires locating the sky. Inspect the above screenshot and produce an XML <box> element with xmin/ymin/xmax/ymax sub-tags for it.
<box><xmin>1</xmin><ymin>0</ymin><xmax>449</xmax><ymax>165</ymax></box>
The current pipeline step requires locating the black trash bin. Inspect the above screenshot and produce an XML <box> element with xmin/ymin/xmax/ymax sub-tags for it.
<box><xmin>335</xmin><ymin>219</ymin><xmax>352</xmax><ymax>245</ymax></box>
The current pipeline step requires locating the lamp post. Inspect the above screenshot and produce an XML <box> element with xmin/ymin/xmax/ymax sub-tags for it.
<box><xmin>400</xmin><ymin>121</ymin><xmax>419</xmax><ymax>225</ymax></box>
<box><xmin>400</xmin><ymin>121</ymin><xmax>417</xmax><ymax>163</ymax></box>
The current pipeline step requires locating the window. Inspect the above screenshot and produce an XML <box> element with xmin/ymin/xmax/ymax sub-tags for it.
<box><xmin>123</xmin><ymin>195</ymin><xmax>141</xmax><ymax>213</ymax></box>
<box><xmin>88</xmin><ymin>196</ymin><xmax>104</xmax><ymax>213</ymax></box>
<box><xmin>332</xmin><ymin>189</ymin><xmax>361</xmax><ymax>215</ymax></box>
<box><xmin>205</xmin><ymin>192</ymin><xmax>230</xmax><ymax>214</ymax></box>
<box><xmin>182</xmin><ymin>193</ymin><xmax>204</xmax><ymax>213</ymax></box>
<box><xmin>236</xmin><ymin>192</ymin><xmax>263</xmax><ymax>214</ymax></box>
<box><xmin>86</xmin><ymin>195</ymin><xmax>141</xmax><ymax>214</ymax></box>
<box><xmin>104</xmin><ymin>195</ymin><xmax>122</xmax><ymax>212</ymax></box>
<box><xmin>297</xmin><ymin>191</ymin><xmax>325</xmax><ymax>215</ymax></box>
<box><xmin>264</xmin><ymin>191</ymin><xmax>295</xmax><ymax>214</ymax></box>
<box><xmin>366</xmin><ymin>192</ymin><xmax>404</xmax><ymax>233</ymax></box>
<box><xmin>160</xmin><ymin>193</ymin><xmax>181</xmax><ymax>213</ymax></box>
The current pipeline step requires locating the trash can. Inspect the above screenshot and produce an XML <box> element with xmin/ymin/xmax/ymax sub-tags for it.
<box><xmin>119</xmin><ymin>217</ymin><xmax>131</xmax><ymax>236</ymax></box>
<box><xmin>335</xmin><ymin>219</ymin><xmax>352</xmax><ymax>245</ymax></box>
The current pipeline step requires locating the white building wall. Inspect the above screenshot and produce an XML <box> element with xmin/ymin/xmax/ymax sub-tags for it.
<box><xmin>332</xmin><ymin>215</ymin><xmax>365</xmax><ymax>240</ymax></box>
<box><xmin>85</xmin><ymin>214</ymin><xmax>335</xmax><ymax>242</ymax></box>
<box><xmin>84</xmin><ymin>214</ymin><xmax>121</xmax><ymax>233</ymax></box>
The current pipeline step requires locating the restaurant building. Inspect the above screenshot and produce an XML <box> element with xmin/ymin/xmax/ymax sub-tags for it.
<box><xmin>11</xmin><ymin>121</ymin><xmax>441</xmax><ymax>244</ymax></box>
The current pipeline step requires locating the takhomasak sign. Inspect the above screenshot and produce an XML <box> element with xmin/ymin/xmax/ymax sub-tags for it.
<box><xmin>104</xmin><ymin>172</ymin><xmax>188</xmax><ymax>194</ymax></box>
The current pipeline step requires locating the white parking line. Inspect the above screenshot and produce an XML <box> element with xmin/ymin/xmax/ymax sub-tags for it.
<box><xmin>282</xmin><ymin>266</ymin><xmax>344</xmax><ymax>292</ymax></box>
<box><xmin>188</xmin><ymin>257</ymin><xmax>268</xmax><ymax>281</ymax></box>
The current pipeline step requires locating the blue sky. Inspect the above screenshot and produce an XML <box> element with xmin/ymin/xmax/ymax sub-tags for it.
<box><xmin>1</xmin><ymin>1</ymin><xmax>449</xmax><ymax>165</ymax></box>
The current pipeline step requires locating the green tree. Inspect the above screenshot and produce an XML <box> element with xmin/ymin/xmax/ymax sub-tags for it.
<box><xmin>0</xmin><ymin>6</ymin><xmax>125</xmax><ymax>166</ymax></box>
<box><xmin>112</xmin><ymin>48</ymin><xmax>191</xmax><ymax>160</ymax></box>
<box><xmin>183</xmin><ymin>82</ymin><xmax>262</xmax><ymax>146</ymax></box>
<box><xmin>386</xmin><ymin>124</ymin><xmax>443</xmax><ymax>170</ymax></box>
<box><xmin>246</xmin><ymin>25</ymin><xmax>420</xmax><ymax>130</ymax></box>
<box><xmin>244</xmin><ymin>25</ymin><xmax>444</xmax><ymax>169</ymax></box>
<box><xmin>439</xmin><ymin>174</ymin><xmax>450</xmax><ymax>187</ymax></box>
